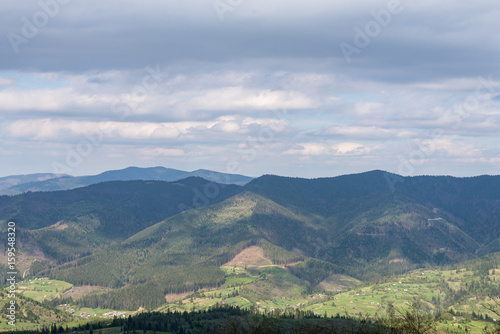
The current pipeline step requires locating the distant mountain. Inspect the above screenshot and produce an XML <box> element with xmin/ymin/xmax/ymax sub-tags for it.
<box><xmin>0</xmin><ymin>166</ymin><xmax>253</xmax><ymax>195</ymax></box>
<box><xmin>0</xmin><ymin>173</ymin><xmax>64</xmax><ymax>193</ymax></box>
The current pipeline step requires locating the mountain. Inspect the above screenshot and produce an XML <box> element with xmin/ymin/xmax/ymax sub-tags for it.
<box><xmin>0</xmin><ymin>166</ymin><xmax>254</xmax><ymax>195</ymax></box>
<box><xmin>0</xmin><ymin>177</ymin><xmax>241</xmax><ymax>263</ymax></box>
<box><xmin>242</xmin><ymin>171</ymin><xmax>494</xmax><ymax>276</ymax></box>
<box><xmin>0</xmin><ymin>173</ymin><xmax>64</xmax><ymax>194</ymax></box>
<box><xmin>1</xmin><ymin>170</ymin><xmax>500</xmax><ymax>310</ymax></box>
<box><xmin>42</xmin><ymin>191</ymin><xmax>317</xmax><ymax>309</ymax></box>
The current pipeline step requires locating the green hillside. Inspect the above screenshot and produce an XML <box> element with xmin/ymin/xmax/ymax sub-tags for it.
<box><xmin>0</xmin><ymin>177</ymin><xmax>240</xmax><ymax>271</ymax></box>
<box><xmin>242</xmin><ymin>172</ymin><xmax>500</xmax><ymax>276</ymax></box>
<box><xmin>0</xmin><ymin>289</ymin><xmax>73</xmax><ymax>331</ymax></box>
<box><xmin>40</xmin><ymin>192</ymin><xmax>317</xmax><ymax>310</ymax></box>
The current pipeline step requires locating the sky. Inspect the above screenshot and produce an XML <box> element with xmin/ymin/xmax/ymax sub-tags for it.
<box><xmin>1</xmin><ymin>0</ymin><xmax>500</xmax><ymax>179</ymax></box>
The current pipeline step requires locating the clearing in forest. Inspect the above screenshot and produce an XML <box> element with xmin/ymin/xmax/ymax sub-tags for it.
<box><xmin>224</xmin><ymin>246</ymin><xmax>273</xmax><ymax>267</ymax></box>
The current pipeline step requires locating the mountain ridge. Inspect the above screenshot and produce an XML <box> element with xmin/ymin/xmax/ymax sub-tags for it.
<box><xmin>0</xmin><ymin>166</ymin><xmax>254</xmax><ymax>195</ymax></box>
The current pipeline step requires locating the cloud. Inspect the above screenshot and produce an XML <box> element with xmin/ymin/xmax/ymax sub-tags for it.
<box><xmin>0</xmin><ymin>71</ymin><xmax>322</xmax><ymax>123</ymax></box>
<box><xmin>423</xmin><ymin>139</ymin><xmax>483</xmax><ymax>158</ymax></box>
<box><xmin>1</xmin><ymin>0</ymin><xmax>499</xmax><ymax>82</ymax></box>
<box><xmin>4</xmin><ymin>115</ymin><xmax>296</xmax><ymax>143</ymax></box>
<box><xmin>318</xmin><ymin>126</ymin><xmax>415</xmax><ymax>139</ymax></box>
<box><xmin>284</xmin><ymin>142</ymin><xmax>373</xmax><ymax>156</ymax></box>
<box><xmin>6</xmin><ymin>119</ymin><xmax>182</xmax><ymax>140</ymax></box>
<box><xmin>0</xmin><ymin>77</ymin><xmax>15</xmax><ymax>87</ymax></box>
<box><xmin>176</xmin><ymin>87</ymin><xmax>317</xmax><ymax>111</ymax></box>
<box><xmin>140</xmin><ymin>148</ymin><xmax>185</xmax><ymax>157</ymax></box>
<box><xmin>0</xmin><ymin>88</ymin><xmax>114</xmax><ymax>112</ymax></box>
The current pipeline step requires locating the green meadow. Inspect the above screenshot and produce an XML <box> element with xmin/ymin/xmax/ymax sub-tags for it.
<box><xmin>155</xmin><ymin>262</ymin><xmax>499</xmax><ymax>334</ymax></box>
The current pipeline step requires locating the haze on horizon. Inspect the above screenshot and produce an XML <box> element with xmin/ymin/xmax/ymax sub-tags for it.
<box><xmin>1</xmin><ymin>0</ymin><xmax>500</xmax><ymax>179</ymax></box>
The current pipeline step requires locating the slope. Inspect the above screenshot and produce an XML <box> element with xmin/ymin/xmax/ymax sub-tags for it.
<box><xmin>243</xmin><ymin>171</ymin><xmax>487</xmax><ymax>278</ymax></box>
<box><xmin>0</xmin><ymin>177</ymin><xmax>240</xmax><ymax>268</ymax></box>
<box><xmin>41</xmin><ymin>192</ymin><xmax>324</xmax><ymax>309</ymax></box>
<box><xmin>41</xmin><ymin>181</ymin><xmax>487</xmax><ymax>309</ymax></box>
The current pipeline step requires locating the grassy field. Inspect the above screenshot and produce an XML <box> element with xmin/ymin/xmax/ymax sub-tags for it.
<box><xmin>16</xmin><ymin>277</ymin><xmax>73</xmax><ymax>302</ymax></box>
<box><xmin>155</xmin><ymin>263</ymin><xmax>499</xmax><ymax>334</ymax></box>
<box><xmin>300</xmin><ymin>268</ymin><xmax>498</xmax><ymax>333</ymax></box>
<box><xmin>0</xmin><ymin>277</ymin><xmax>134</xmax><ymax>332</ymax></box>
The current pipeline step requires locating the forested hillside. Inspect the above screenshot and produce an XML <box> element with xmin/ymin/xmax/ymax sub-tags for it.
<box><xmin>0</xmin><ymin>177</ymin><xmax>240</xmax><ymax>265</ymax></box>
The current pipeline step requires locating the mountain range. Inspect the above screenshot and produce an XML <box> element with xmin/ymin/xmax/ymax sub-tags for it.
<box><xmin>1</xmin><ymin>168</ymin><xmax>500</xmax><ymax>310</ymax></box>
<box><xmin>0</xmin><ymin>166</ymin><xmax>254</xmax><ymax>195</ymax></box>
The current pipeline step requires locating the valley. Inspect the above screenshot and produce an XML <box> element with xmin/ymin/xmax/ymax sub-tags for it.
<box><xmin>2</xmin><ymin>251</ymin><xmax>499</xmax><ymax>333</ymax></box>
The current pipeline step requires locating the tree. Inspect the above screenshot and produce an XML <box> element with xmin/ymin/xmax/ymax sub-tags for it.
<box><xmin>482</xmin><ymin>298</ymin><xmax>500</xmax><ymax>334</ymax></box>
<box><xmin>386</xmin><ymin>301</ymin><xmax>437</xmax><ymax>334</ymax></box>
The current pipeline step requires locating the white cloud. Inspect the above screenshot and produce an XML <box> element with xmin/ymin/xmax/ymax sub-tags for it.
<box><xmin>0</xmin><ymin>73</ymin><xmax>320</xmax><ymax>120</ymax></box>
<box><xmin>0</xmin><ymin>77</ymin><xmax>14</xmax><ymax>87</ymax></box>
<box><xmin>284</xmin><ymin>142</ymin><xmax>372</xmax><ymax>156</ymax></box>
<box><xmin>0</xmin><ymin>88</ymin><xmax>115</xmax><ymax>111</ymax></box>
<box><xmin>176</xmin><ymin>87</ymin><xmax>317</xmax><ymax>111</ymax></box>
<box><xmin>423</xmin><ymin>139</ymin><xmax>482</xmax><ymax>157</ymax></box>
<box><xmin>319</xmin><ymin>126</ymin><xmax>415</xmax><ymax>139</ymax></box>
<box><xmin>6</xmin><ymin>119</ymin><xmax>184</xmax><ymax>140</ymax></box>
<box><xmin>334</xmin><ymin>142</ymin><xmax>372</xmax><ymax>155</ymax></box>
<box><xmin>4</xmin><ymin>116</ymin><xmax>294</xmax><ymax>142</ymax></box>
<box><xmin>139</xmin><ymin>148</ymin><xmax>184</xmax><ymax>156</ymax></box>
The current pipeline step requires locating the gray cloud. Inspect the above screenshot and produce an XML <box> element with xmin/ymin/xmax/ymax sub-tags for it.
<box><xmin>1</xmin><ymin>0</ymin><xmax>499</xmax><ymax>79</ymax></box>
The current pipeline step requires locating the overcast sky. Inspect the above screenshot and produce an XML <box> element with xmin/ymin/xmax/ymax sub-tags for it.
<box><xmin>1</xmin><ymin>0</ymin><xmax>500</xmax><ymax>178</ymax></box>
